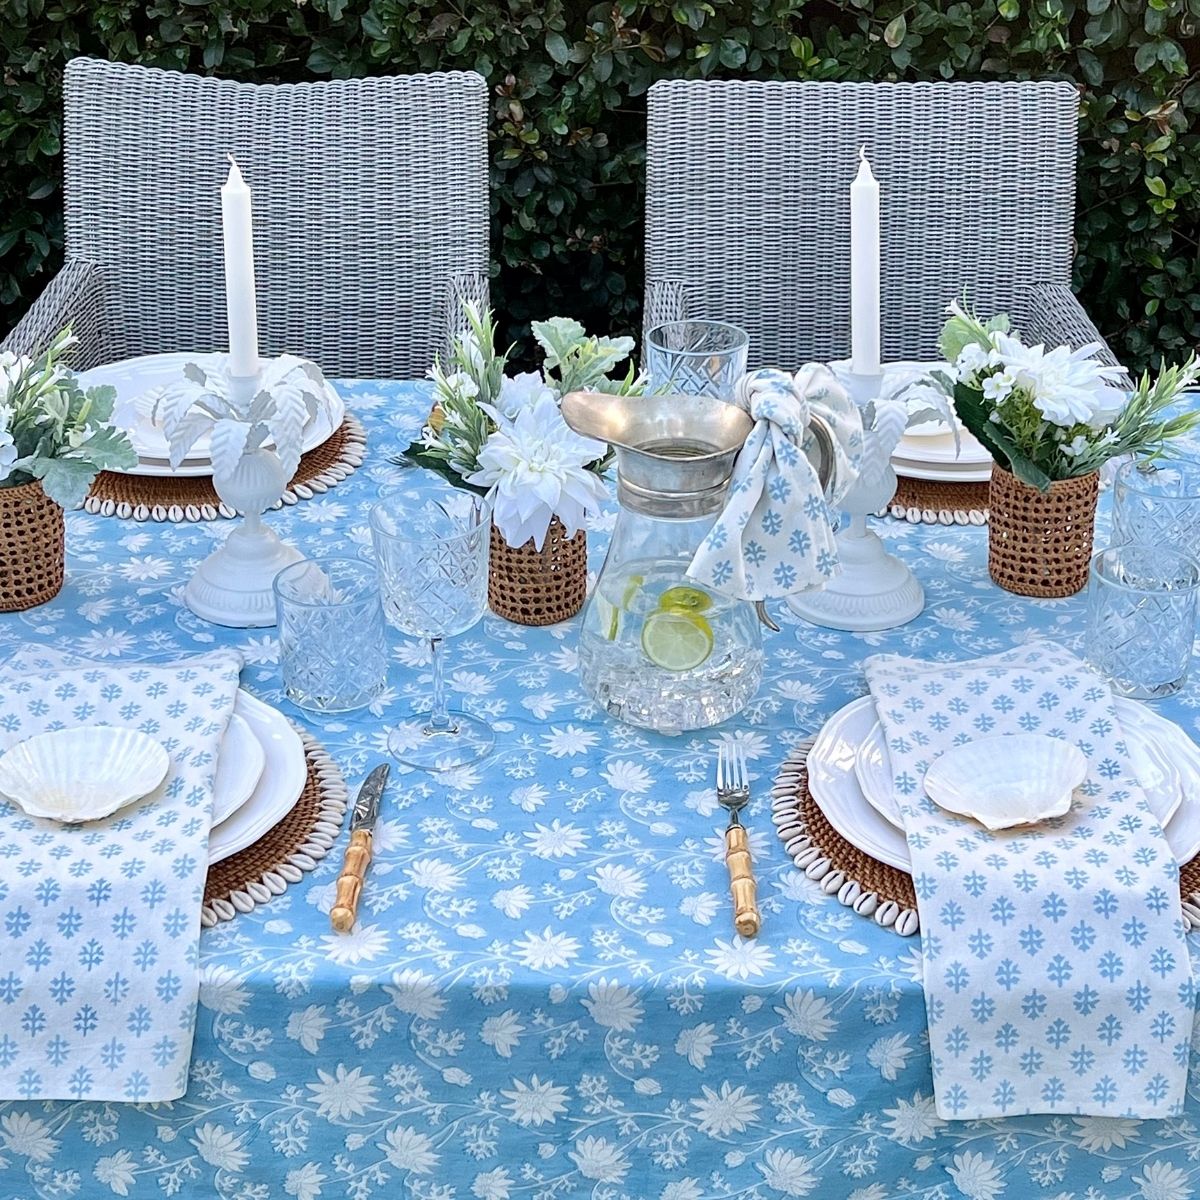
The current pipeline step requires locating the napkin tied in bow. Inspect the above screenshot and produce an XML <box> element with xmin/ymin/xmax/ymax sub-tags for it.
<box><xmin>686</xmin><ymin>365</ymin><xmax>862</xmax><ymax>602</ymax></box>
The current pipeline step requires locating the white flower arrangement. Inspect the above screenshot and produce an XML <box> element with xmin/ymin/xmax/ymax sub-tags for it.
<box><xmin>466</xmin><ymin>393</ymin><xmax>608</xmax><ymax>549</ymax></box>
<box><xmin>155</xmin><ymin>355</ymin><xmax>335</xmax><ymax>481</ymax></box>
<box><xmin>404</xmin><ymin>304</ymin><xmax>645</xmax><ymax>549</ymax></box>
<box><xmin>0</xmin><ymin>328</ymin><xmax>137</xmax><ymax>507</ymax></box>
<box><xmin>923</xmin><ymin>301</ymin><xmax>1200</xmax><ymax>489</ymax></box>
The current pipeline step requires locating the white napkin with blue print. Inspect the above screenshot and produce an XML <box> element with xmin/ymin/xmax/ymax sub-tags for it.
<box><xmin>0</xmin><ymin>649</ymin><xmax>243</xmax><ymax>1102</ymax></box>
<box><xmin>864</xmin><ymin>640</ymin><xmax>1194</xmax><ymax>1120</ymax></box>
<box><xmin>686</xmin><ymin>365</ymin><xmax>862</xmax><ymax>601</ymax></box>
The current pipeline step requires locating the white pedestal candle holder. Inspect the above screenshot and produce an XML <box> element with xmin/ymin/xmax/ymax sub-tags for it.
<box><xmin>184</xmin><ymin>374</ymin><xmax>303</xmax><ymax>628</ymax></box>
<box><xmin>788</xmin><ymin>369</ymin><xmax>924</xmax><ymax>632</ymax></box>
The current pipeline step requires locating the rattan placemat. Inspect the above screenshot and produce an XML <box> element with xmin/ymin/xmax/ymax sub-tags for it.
<box><xmin>775</xmin><ymin>741</ymin><xmax>1200</xmax><ymax>937</ymax></box>
<box><xmin>887</xmin><ymin>475</ymin><xmax>990</xmax><ymax>526</ymax></box>
<box><xmin>201</xmin><ymin>726</ymin><xmax>348</xmax><ymax>926</ymax></box>
<box><xmin>83</xmin><ymin>415</ymin><xmax>367</xmax><ymax>522</ymax></box>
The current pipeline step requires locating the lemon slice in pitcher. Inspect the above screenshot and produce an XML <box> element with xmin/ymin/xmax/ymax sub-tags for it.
<box><xmin>658</xmin><ymin>585</ymin><xmax>713</xmax><ymax>615</ymax></box>
<box><xmin>641</xmin><ymin>610</ymin><xmax>714</xmax><ymax>672</ymax></box>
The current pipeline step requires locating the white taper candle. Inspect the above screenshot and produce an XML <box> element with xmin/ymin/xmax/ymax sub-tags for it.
<box><xmin>850</xmin><ymin>147</ymin><xmax>881</xmax><ymax>377</ymax></box>
<box><xmin>221</xmin><ymin>156</ymin><xmax>260</xmax><ymax>379</ymax></box>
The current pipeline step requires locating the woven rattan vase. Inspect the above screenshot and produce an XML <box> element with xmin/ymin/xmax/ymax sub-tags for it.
<box><xmin>0</xmin><ymin>481</ymin><xmax>65</xmax><ymax>611</ymax></box>
<box><xmin>489</xmin><ymin>519</ymin><xmax>587</xmax><ymax>626</ymax></box>
<box><xmin>987</xmin><ymin>464</ymin><xmax>1099</xmax><ymax>598</ymax></box>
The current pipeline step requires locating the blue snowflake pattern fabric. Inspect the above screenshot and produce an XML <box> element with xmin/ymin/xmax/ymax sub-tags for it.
<box><xmin>687</xmin><ymin>366</ymin><xmax>862</xmax><ymax>600</ymax></box>
<box><xmin>0</xmin><ymin>651</ymin><xmax>241</xmax><ymax>1101</ymax></box>
<box><xmin>0</xmin><ymin>380</ymin><xmax>1196</xmax><ymax>1200</ymax></box>
<box><xmin>865</xmin><ymin>641</ymin><xmax>1193</xmax><ymax>1120</ymax></box>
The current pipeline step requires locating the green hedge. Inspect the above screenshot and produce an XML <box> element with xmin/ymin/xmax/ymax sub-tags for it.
<box><xmin>1</xmin><ymin>0</ymin><xmax>1197</xmax><ymax>372</ymax></box>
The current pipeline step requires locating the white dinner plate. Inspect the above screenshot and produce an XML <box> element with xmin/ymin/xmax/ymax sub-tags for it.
<box><xmin>895</xmin><ymin>428</ymin><xmax>991</xmax><ymax>466</ymax></box>
<box><xmin>208</xmin><ymin>692</ymin><xmax>306</xmax><ymax>864</ymax></box>
<box><xmin>890</xmin><ymin>457</ymin><xmax>993</xmax><ymax>484</ymax></box>
<box><xmin>854</xmin><ymin>697</ymin><xmax>1186</xmax><ymax>833</ymax></box>
<box><xmin>808</xmin><ymin>697</ymin><xmax>1200</xmax><ymax>872</ymax></box>
<box><xmin>211</xmin><ymin>710</ymin><xmax>267</xmax><ymax>827</ymax></box>
<box><xmin>76</xmin><ymin>352</ymin><xmax>345</xmax><ymax>473</ymax></box>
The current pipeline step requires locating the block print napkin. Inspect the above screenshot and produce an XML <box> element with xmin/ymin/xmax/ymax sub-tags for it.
<box><xmin>0</xmin><ymin>650</ymin><xmax>242</xmax><ymax>1101</ymax></box>
<box><xmin>864</xmin><ymin>640</ymin><xmax>1194</xmax><ymax>1120</ymax></box>
<box><xmin>686</xmin><ymin>365</ymin><xmax>862</xmax><ymax>601</ymax></box>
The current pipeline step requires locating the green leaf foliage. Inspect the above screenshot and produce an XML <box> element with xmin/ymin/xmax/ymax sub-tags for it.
<box><xmin>1</xmin><ymin>1</ymin><xmax>1196</xmax><ymax>372</ymax></box>
<box><xmin>953</xmin><ymin>379</ymin><xmax>1052</xmax><ymax>492</ymax></box>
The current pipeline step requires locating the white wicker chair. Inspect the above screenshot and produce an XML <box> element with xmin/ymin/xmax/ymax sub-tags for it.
<box><xmin>3</xmin><ymin>58</ymin><xmax>490</xmax><ymax>378</ymax></box>
<box><xmin>645</xmin><ymin>79</ymin><xmax>1124</xmax><ymax>375</ymax></box>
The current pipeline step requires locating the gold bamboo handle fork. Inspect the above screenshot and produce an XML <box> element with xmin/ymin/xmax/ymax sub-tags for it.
<box><xmin>716</xmin><ymin>743</ymin><xmax>760</xmax><ymax>938</ymax></box>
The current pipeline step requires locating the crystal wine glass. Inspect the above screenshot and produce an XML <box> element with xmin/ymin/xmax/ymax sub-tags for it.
<box><xmin>369</xmin><ymin>491</ymin><xmax>493</xmax><ymax>770</ymax></box>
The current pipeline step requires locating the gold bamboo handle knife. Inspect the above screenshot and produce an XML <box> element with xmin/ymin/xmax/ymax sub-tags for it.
<box><xmin>725</xmin><ymin>823</ymin><xmax>761</xmax><ymax>938</ymax></box>
<box><xmin>330</xmin><ymin>763</ymin><xmax>389</xmax><ymax>934</ymax></box>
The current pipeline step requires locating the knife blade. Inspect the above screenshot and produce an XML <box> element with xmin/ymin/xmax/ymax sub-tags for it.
<box><xmin>330</xmin><ymin>763</ymin><xmax>389</xmax><ymax>933</ymax></box>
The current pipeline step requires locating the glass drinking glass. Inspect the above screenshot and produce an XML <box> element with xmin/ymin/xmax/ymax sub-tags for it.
<box><xmin>273</xmin><ymin>557</ymin><xmax>389</xmax><ymax>712</ymax></box>
<box><xmin>646</xmin><ymin>320</ymin><xmax>750</xmax><ymax>399</ymax></box>
<box><xmin>370</xmin><ymin>492</ymin><xmax>494</xmax><ymax>771</ymax></box>
<box><xmin>1085</xmin><ymin>543</ymin><xmax>1200</xmax><ymax>699</ymax></box>
<box><xmin>1113</xmin><ymin>456</ymin><xmax>1200</xmax><ymax>552</ymax></box>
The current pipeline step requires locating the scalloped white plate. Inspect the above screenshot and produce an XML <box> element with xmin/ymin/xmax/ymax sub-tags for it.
<box><xmin>809</xmin><ymin>696</ymin><xmax>1200</xmax><ymax>870</ymax></box>
<box><xmin>856</xmin><ymin>697</ymin><xmax>1186</xmax><ymax>833</ymax></box>
<box><xmin>208</xmin><ymin>692</ymin><xmax>306</xmax><ymax>864</ymax></box>
<box><xmin>212</xmin><ymin>711</ymin><xmax>266</xmax><ymax>827</ymax></box>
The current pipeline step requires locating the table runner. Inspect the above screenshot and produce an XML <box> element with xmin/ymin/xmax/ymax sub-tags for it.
<box><xmin>0</xmin><ymin>650</ymin><xmax>241</xmax><ymax>1101</ymax></box>
<box><xmin>0</xmin><ymin>381</ymin><xmax>1199</xmax><ymax>1200</ymax></box>
<box><xmin>865</xmin><ymin>641</ymin><xmax>1194</xmax><ymax>1120</ymax></box>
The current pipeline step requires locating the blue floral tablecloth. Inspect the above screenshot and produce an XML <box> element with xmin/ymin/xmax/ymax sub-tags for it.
<box><xmin>0</xmin><ymin>381</ymin><xmax>1197</xmax><ymax>1200</ymax></box>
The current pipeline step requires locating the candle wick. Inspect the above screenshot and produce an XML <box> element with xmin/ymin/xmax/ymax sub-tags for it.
<box><xmin>860</xmin><ymin>145</ymin><xmax>867</xmax><ymax>162</ymax></box>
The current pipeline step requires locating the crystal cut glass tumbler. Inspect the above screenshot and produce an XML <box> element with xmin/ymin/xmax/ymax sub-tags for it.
<box><xmin>1113</xmin><ymin>457</ymin><xmax>1200</xmax><ymax>554</ymax></box>
<box><xmin>370</xmin><ymin>492</ymin><xmax>493</xmax><ymax>772</ymax></box>
<box><xmin>646</xmin><ymin>320</ymin><xmax>749</xmax><ymax>399</ymax></box>
<box><xmin>1085</xmin><ymin>543</ymin><xmax>1200</xmax><ymax>699</ymax></box>
<box><xmin>273</xmin><ymin>557</ymin><xmax>389</xmax><ymax>712</ymax></box>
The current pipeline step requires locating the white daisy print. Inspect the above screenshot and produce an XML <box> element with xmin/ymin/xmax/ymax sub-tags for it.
<box><xmin>581</xmin><ymin>979</ymin><xmax>643</xmax><ymax>1031</ymax></box>
<box><xmin>524</xmin><ymin>819</ymin><xmax>588</xmax><ymax>858</ymax></box>
<box><xmin>306</xmin><ymin>1065</ymin><xmax>378</xmax><ymax>1121</ymax></box>
<box><xmin>691</xmin><ymin>1082</ymin><xmax>760</xmax><ymax>1137</ymax></box>
<box><xmin>705</xmin><ymin>936</ymin><xmax>776</xmax><ymax>981</ymax></box>
<box><xmin>512</xmin><ymin>927</ymin><xmax>581</xmax><ymax>972</ymax></box>
<box><xmin>481</xmin><ymin>1011</ymin><xmax>524</xmax><ymax>1058</ymax></box>
<box><xmin>501</xmin><ymin>1075</ymin><xmax>569</xmax><ymax>1127</ymax></box>
<box><xmin>377</xmin><ymin>1125</ymin><xmax>438</xmax><ymax>1174</ymax></box>
<box><xmin>569</xmin><ymin>1135</ymin><xmax>629</xmax><ymax>1183</ymax></box>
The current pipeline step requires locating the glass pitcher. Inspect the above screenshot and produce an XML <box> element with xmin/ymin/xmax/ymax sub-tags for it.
<box><xmin>562</xmin><ymin>390</ymin><xmax>838</xmax><ymax>734</ymax></box>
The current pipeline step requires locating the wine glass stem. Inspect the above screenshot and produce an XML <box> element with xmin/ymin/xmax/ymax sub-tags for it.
<box><xmin>427</xmin><ymin>637</ymin><xmax>454</xmax><ymax>733</ymax></box>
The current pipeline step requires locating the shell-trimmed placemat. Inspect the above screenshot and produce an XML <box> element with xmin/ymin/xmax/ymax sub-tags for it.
<box><xmin>886</xmin><ymin>474</ymin><xmax>990</xmax><ymax>526</ymax></box>
<box><xmin>201</xmin><ymin>726</ymin><xmax>348</xmax><ymax>926</ymax></box>
<box><xmin>774</xmin><ymin>741</ymin><xmax>1200</xmax><ymax>938</ymax></box>
<box><xmin>84</xmin><ymin>415</ymin><xmax>367</xmax><ymax>522</ymax></box>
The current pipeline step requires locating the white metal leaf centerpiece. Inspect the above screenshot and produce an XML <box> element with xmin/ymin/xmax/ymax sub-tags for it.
<box><xmin>158</xmin><ymin>354</ymin><xmax>335</xmax><ymax>628</ymax></box>
<box><xmin>923</xmin><ymin>733</ymin><xmax>1089</xmax><ymax>831</ymax></box>
<box><xmin>154</xmin><ymin>354</ymin><xmax>331</xmax><ymax>482</ymax></box>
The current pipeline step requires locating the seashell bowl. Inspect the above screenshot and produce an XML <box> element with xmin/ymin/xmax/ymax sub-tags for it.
<box><xmin>923</xmin><ymin>733</ymin><xmax>1088</xmax><ymax>832</ymax></box>
<box><xmin>0</xmin><ymin>726</ymin><xmax>170</xmax><ymax>823</ymax></box>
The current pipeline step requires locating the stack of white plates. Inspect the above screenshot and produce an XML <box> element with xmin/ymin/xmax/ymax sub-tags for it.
<box><xmin>806</xmin><ymin>695</ymin><xmax>1200</xmax><ymax>872</ymax></box>
<box><xmin>209</xmin><ymin>692</ymin><xmax>308</xmax><ymax>863</ymax></box>
<box><xmin>77</xmin><ymin>352</ymin><xmax>344</xmax><ymax>478</ymax></box>
<box><xmin>892</xmin><ymin>424</ymin><xmax>993</xmax><ymax>483</ymax></box>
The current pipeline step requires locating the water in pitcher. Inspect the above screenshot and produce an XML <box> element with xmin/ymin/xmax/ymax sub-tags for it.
<box><xmin>579</xmin><ymin>557</ymin><xmax>763</xmax><ymax>734</ymax></box>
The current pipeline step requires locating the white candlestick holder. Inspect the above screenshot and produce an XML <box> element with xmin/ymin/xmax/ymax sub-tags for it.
<box><xmin>788</xmin><ymin>371</ymin><xmax>924</xmax><ymax>632</ymax></box>
<box><xmin>183</xmin><ymin>374</ymin><xmax>302</xmax><ymax>628</ymax></box>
